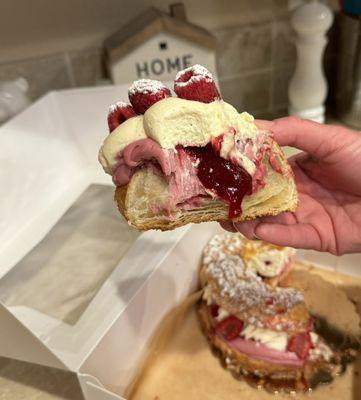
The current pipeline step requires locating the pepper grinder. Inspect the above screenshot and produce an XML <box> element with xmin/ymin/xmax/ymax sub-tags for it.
<box><xmin>288</xmin><ymin>0</ymin><xmax>333</xmax><ymax>123</ymax></box>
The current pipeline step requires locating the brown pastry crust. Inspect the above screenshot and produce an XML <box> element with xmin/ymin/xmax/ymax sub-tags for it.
<box><xmin>198</xmin><ymin>302</ymin><xmax>343</xmax><ymax>393</ymax></box>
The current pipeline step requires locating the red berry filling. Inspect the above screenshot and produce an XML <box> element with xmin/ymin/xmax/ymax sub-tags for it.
<box><xmin>209</xmin><ymin>304</ymin><xmax>220</xmax><ymax>318</ymax></box>
<box><xmin>174</xmin><ymin>65</ymin><xmax>221</xmax><ymax>103</ymax></box>
<box><xmin>211</xmin><ymin>135</ymin><xmax>224</xmax><ymax>152</ymax></box>
<box><xmin>128</xmin><ymin>79</ymin><xmax>171</xmax><ymax>114</ymax></box>
<box><xmin>107</xmin><ymin>102</ymin><xmax>137</xmax><ymax>132</ymax></box>
<box><xmin>184</xmin><ymin>144</ymin><xmax>252</xmax><ymax>219</ymax></box>
<box><xmin>287</xmin><ymin>332</ymin><xmax>312</xmax><ymax>360</ymax></box>
<box><xmin>214</xmin><ymin>316</ymin><xmax>244</xmax><ymax>341</ymax></box>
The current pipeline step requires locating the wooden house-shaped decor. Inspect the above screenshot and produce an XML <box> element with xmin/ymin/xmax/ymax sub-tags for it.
<box><xmin>104</xmin><ymin>3</ymin><xmax>216</xmax><ymax>84</ymax></box>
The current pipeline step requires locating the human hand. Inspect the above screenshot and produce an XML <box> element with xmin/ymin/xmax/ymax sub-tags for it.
<box><xmin>222</xmin><ymin>116</ymin><xmax>361</xmax><ymax>255</ymax></box>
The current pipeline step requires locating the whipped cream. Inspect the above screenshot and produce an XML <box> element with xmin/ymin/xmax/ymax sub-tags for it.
<box><xmin>202</xmin><ymin>285</ymin><xmax>213</xmax><ymax>305</ymax></box>
<box><xmin>99</xmin><ymin>97</ymin><xmax>261</xmax><ymax>174</ymax></box>
<box><xmin>98</xmin><ymin>115</ymin><xmax>146</xmax><ymax>173</ymax></box>
<box><xmin>242</xmin><ymin>324</ymin><xmax>288</xmax><ymax>352</ymax></box>
<box><xmin>219</xmin><ymin>130</ymin><xmax>256</xmax><ymax>175</ymax></box>
<box><xmin>215</xmin><ymin>307</ymin><xmax>230</xmax><ymax>322</ymax></box>
<box><xmin>144</xmin><ymin>98</ymin><xmax>257</xmax><ymax>149</ymax></box>
<box><xmin>246</xmin><ymin>247</ymin><xmax>296</xmax><ymax>278</ymax></box>
<box><xmin>309</xmin><ymin>332</ymin><xmax>333</xmax><ymax>361</ymax></box>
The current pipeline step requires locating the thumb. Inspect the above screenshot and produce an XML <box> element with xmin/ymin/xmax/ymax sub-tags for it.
<box><xmin>254</xmin><ymin>222</ymin><xmax>322</xmax><ymax>251</ymax></box>
<box><xmin>255</xmin><ymin>116</ymin><xmax>358</xmax><ymax>159</ymax></box>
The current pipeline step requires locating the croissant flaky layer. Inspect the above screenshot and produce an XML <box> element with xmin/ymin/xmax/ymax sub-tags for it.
<box><xmin>114</xmin><ymin>140</ymin><xmax>298</xmax><ymax>231</ymax></box>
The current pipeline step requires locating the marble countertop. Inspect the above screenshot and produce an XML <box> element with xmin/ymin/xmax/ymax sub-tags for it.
<box><xmin>0</xmin><ymin>357</ymin><xmax>83</xmax><ymax>400</ymax></box>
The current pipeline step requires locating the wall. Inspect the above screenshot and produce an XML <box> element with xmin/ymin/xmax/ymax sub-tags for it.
<box><xmin>0</xmin><ymin>0</ymin><xmax>338</xmax><ymax>117</ymax></box>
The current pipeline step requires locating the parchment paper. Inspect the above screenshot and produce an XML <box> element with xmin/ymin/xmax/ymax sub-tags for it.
<box><xmin>127</xmin><ymin>264</ymin><xmax>361</xmax><ymax>400</ymax></box>
<box><xmin>0</xmin><ymin>184</ymin><xmax>140</xmax><ymax>325</ymax></box>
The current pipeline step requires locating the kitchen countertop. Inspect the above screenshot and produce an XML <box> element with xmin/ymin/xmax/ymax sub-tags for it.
<box><xmin>0</xmin><ymin>357</ymin><xmax>83</xmax><ymax>399</ymax></box>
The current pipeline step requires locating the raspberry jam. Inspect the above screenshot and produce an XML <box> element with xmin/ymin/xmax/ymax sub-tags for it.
<box><xmin>184</xmin><ymin>144</ymin><xmax>252</xmax><ymax>218</ymax></box>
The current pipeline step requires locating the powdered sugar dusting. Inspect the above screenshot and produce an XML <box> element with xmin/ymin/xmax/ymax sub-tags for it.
<box><xmin>175</xmin><ymin>64</ymin><xmax>214</xmax><ymax>87</ymax></box>
<box><xmin>129</xmin><ymin>79</ymin><xmax>167</xmax><ymax>95</ymax></box>
<box><xmin>109</xmin><ymin>101</ymin><xmax>130</xmax><ymax>113</ymax></box>
<box><xmin>202</xmin><ymin>233</ymin><xmax>304</xmax><ymax>317</ymax></box>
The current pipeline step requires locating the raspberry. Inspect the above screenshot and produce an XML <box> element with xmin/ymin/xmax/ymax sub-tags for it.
<box><xmin>174</xmin><ymin>64</ymin><xmax>221</xmax><ymax>103</ymax></box>
<box><xmin>214</xmin><ymin>316</ymin><xmax>244</xmax><ymax>341</ymax></box>
<box><xmin>128</xmin><ymin>79</ymin><xmax>171</xmax><ymax>114</ymax></box>
<box><xmin>287</xmin><ymin>332</ymin><xmax>312</xmax><ymax>360</ymax></box>
<box><xmin>107</xmin><ymin>101</ymin><xmax>136</xmax><ymax>133</ymax></box>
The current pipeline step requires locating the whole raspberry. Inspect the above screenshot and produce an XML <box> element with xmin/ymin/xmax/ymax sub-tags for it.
<box><xmin>128</xmin><ymin>79</ymin><xmax>171</xmax><ymax>114</ymax></box>
<box><xmin>287</xmin><ymin>332</ymin><xmax>312</xmax><ymax>360</ymax></box>
<box><xmin>107</xmin><ymin>101</ymin><xmax>137</xmax><ymax>133</ymax></box>
<box><xmin>174</xmin><ymin>64</ymin><xmax>221</xmax><ymax>103</ymax></box>
<box><xmin>214</xmin><ymin>316</ymin><xmax>244</xmax><ymax>341</ymax></box>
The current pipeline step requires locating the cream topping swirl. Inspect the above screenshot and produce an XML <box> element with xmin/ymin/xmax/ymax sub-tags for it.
<box><xmin>98</xmin><ymin>97</ymin><xmax>260</xmax><ymax>175</ymax></box>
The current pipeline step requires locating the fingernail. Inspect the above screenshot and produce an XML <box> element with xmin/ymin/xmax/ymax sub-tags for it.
<box><xmin>232</xmin><ymin>222</ymin><xmax>239</xmax><ymax>232</ymax></box>
<box><xmin>253</xmin><ymin>222</ymin><xmax>262</xmax><ymax>240</ymax></box>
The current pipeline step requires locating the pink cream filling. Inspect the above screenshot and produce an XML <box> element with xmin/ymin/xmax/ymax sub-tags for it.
<box><xmin>113</xmin><ymin>138</ymin><xmax>208</xmax><ymax>213</ymax></box>
<box><xmin>112</xmin><ymin>138</ymin><xmax>172</xmax><ymax>186</ymax></box>
<box><xmin>111</xmin><ymin>133</ymin><xmax>282</xmax><ymax>214</ymax></box>
<box><xmin>227</xmin><ymin>337</ymin><xmax>303</xmax><ymax>367</ymax></box>
<box><xmin>241</xmin><ymin>134</ymin><xmax>282</xmax><ymax>192</ymax></box>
